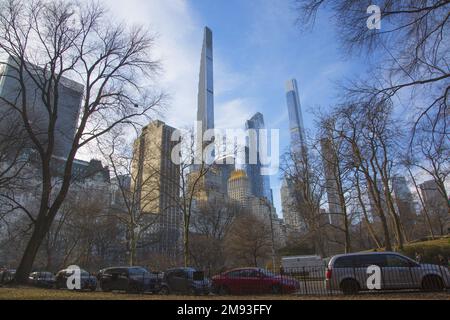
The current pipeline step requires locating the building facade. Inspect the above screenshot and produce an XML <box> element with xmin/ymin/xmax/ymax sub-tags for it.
<box><xmin>392</xmin><ymin>176</ymin><xmax>417</xmax><ymax>238</ymax></box>
<box><xmin>0</xmin><ymin>55</ymin><xmax>83</xmax><ymax>159</ymax></box>
<box><xmin>419</xmin><ymin>179</ymin><xmax>449</xmax><ymax>235</ymax></box>
<box><xmin>281</xmin><ymin>177</ymin><xmax>305</xmax><ymax>233</ymax></box>
<box><xmin>320</xmin><ymin>136</ymin><xmax>342</xmax><ymax>226</ymax></box>
<box><xmin>132</xmin><ymin>120</ymin><xmax>181</xmax><ymax>258</ymax></box>
<box><xmin>227</xmin><ymin>170</ymin><xmax>251</xmax><ymax>208</ymax></box>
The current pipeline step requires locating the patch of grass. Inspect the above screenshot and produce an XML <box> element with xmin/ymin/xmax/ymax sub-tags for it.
<box><xmin>365</xmin><ymin>237</ymin><xmax>450</xmax><ymax>264</ymax></box>
<box><xmin>401</xmin><ymin>237</ymin><xmax>450</xmax><ymax>264</ymax></box>
<box><xmin>0</xmin><ymin>287</ymin><xmax>449</xmax><ymax>300</ymax></box>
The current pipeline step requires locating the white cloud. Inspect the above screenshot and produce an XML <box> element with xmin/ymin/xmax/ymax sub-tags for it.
<box><xmin>100</xmin><ymin>0</ymin><xmax>254</xmax><ymax>132</ymax></box>
<box><xmin>103</xmin><ymin>0</ymin><xmax>200</xmax><ymax>129</ymax></box>
<box><xmin>215</xmin><ymin>98</ymin><xmax>257</xmax><ymax>129</ymax></box>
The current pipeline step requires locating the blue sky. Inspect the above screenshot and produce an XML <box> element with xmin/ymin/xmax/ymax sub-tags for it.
<box><xmin>103</xmin><ymin>0</ymin><xmax>371</xmax><ymax>216</ymax></box>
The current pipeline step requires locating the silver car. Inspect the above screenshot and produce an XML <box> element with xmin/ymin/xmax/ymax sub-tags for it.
<box><xmin>325</xmin><ymin>252</ymin><xmax>450</xmax><ymax>294</ymax></box>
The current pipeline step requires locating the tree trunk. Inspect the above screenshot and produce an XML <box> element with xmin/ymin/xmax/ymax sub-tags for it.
<box><xmin>184</xmin><ymin>223</ymin><xmax>190</xmax><ymax>268</ymax></box>
<box><xmin>355</xmin><ymin>175</ymin><xmax>383</xmax><ymax>248</ymax></box>
<box><xmin>14</xmin><ymin>220</ymin><xmax>50</xmax><ymax>283</ymax></box>
<box><xmin>367</xmin><ymin>178</ymin><xmax>392</xmax><ymax>251</ymax></box>
<box><xmin>408</xmin><ymin>169</ymin><xmax>435</xmax><ymax>240</ymax></box>
<box><xmin>129</xmin><ymin>236</ymin><xmax>136</xmax><ymax>266</ymax></box>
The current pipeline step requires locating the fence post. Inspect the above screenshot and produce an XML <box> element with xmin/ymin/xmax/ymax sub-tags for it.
<box><xmin>303</xmin><ymin>267</ymin><xmax>308</xmax><ymax>295</ymax></box>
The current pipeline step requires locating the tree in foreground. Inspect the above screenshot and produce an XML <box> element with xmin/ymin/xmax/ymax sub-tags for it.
<box><xmin>0</xmin><ymin>0</ymin><xmax>163</xmax><ymax>283</ymax></box>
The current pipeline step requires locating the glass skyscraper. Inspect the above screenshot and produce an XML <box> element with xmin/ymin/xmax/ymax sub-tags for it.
<box><xmin>282</xmin><ymin>79</ymin><xmax>308</xmax><ymax>232</ymax></box>
<box><xmin>285</xmin><ymin>79</ymin><xmax>307</xmax><ymax>156</ymax></box>
<box><xmin>245</xmin><ymin>112</ymin><xmax>272</xmax><ymax>203</ymax></box>
<box><xmin>0</xmin><ymin>55</ymin><xmax>83</xmax><ymax>159</ymax></box>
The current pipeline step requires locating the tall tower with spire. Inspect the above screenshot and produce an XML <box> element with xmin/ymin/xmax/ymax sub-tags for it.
<box><xmin>190</xmin><ymin>26</ymin><xmax>234</xmax><ymax>204</ymax></box>
<box><xmin>197</xmin><ymin>27</ymin><xmax>215</xmax><ymax>145</ymax></box>
<box><xmin>282</xmin><ymin>79</ymin><xmax>310</xmax><ymax>234</ymax></box>
<box><xmin>285</xmin><ymin>79</ymin><xmax>307</xmax><ymax>157</ymax></box>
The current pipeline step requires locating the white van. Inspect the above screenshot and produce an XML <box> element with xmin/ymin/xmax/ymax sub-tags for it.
<box><xmin>281</xmin><ymin>255</ymin><xmax>325</xmax><ymax>278</ymax></box>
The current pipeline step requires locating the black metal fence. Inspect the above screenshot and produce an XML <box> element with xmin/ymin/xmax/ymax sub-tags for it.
<box><xmin>246</xmin><ymin>264</ymin><xmax>450</xmax><ymax>296</ymax></box>
<box><xmin>1</xmin><ymin>265</ymin><xmax>450</xmax><ymax>296</ymax></box>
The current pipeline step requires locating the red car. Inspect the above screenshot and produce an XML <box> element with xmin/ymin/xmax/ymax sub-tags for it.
<box><xmin>212</xmin><ymin>268</ymin><xmax>300</xmax><ymax>295</ymax></box>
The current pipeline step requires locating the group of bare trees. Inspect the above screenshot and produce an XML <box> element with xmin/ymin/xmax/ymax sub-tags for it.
<box><xmin>283</xmin><ymin>99</ymin><xmax>448</xmax><ymax>257</ymax></box>
<box><xmin>0</xmin><ymin>0</ymin><xmax>163</xmax><ymax>283</ymax></box>
<box><xmin>282</xmin><ymin>0</ymin><xmax>449</xmax><ymax>256</ymax></box>
<box><xmin>187</xmin><ymin>198</ymin><xmax>274</xmax><ymax>273</ymax></box>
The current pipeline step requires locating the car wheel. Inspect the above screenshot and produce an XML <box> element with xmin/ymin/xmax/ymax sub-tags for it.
<box><xmin>159</xmin><ymin>286</ymin><xmax>170</xmax><ymax>295</ymax></box>
<box><xmin>341</xmin><ymin>279</ymin><xmax>359</xmax><ymax>295</ymax></box>
<box><xmin>422</xmin><ymin>275</ymin><xmax>444</xmax><ymax>292</ymax></box>
<box><xmin>271</xmin><ymin>285</ymin><xmax>282</xmax><ymax>295</ymax></box>
<box><xmin>218</xmin><ymin>286</ymin><xmax>229</xmax><ymax>295</ymax></box>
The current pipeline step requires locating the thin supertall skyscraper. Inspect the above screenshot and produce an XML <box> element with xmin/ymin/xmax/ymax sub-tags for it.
<box><xmin>285</xmin><ymin>79</ymin><xmax>307</xmax><ymax>157</ymax></box>
<box><xmin>282</xmin><ymin>79</ymin><xmax>309</xmax><ymax>233</ymax></box>
<box><xmin>197</xmin><ymin>27</ymin><xmax>215</xmax><ymax>146</ymax></box>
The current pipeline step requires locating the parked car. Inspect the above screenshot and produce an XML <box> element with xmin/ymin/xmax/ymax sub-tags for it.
<box><xmin>28</xmin><ymin>271</ymin><xmax>55</xmax><ymax>288</ymax></box>
<box><xmin>326</xmin><ymin>252</ymin><xmax>450</xmax><ymax>295</ymax></box>
<box><xmin>55</xmin><ymin>268</ymin><xmax>97</xmax><ymax>291</ymax></box>
<box><xmin>159</xmin><ymin>267</ymin><xmax>210</xmax><ymax>295</ymax></box>
<box><xmin>97</xmin><ymin>267</ymin><xmax>161</xmax><ymax>293</ymax></box>
<box><xmin>211</xmin><ymin>268</ymin><xmax>300</xmax><ymax>295</ymax></box>
<box><xmin>0</xmin><ymin>269</ymin><xmax>16</xmax><ymax>285</ymax></box>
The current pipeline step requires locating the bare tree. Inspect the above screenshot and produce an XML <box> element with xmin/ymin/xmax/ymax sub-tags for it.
<box><xmin>0</xmin><ymin>0</ymin><xmax>163</xmax><ymax>283</ymax></box>
<box><xmin>406</xmin><ymin>118</ymin><xmax>450</xmax><ymax>227</ymax></box>
<box><xmin>331</xmin><ymin>101</ymin><xmax>408</xmax><ymax>250</ymax></box>
<box><xmin>169</xmin><ymin>128</ymin><xmax>233</xmax><ymax>267</ymax></box>
<box><xmin>296</xmin><ymin>1</ymin><xmax>449</xmax><ymax>138</ymax></box>
<box><xmin>317</xmin><ymin>115</ymin><xmax>358</xmax><ymax>253</ymax></box>
<box><xmin>99</xmin><ymin>131</ymin><xmax>164</xmax><ymax>266</ymax></box>
<box><xmin>281</xmin><ymin>144</ymin><xmax>328</xmax><ymax>257</ymax></box>
<box><xmin>224</xmin><ymin>214</ymin><xmax>272</xmax><ymax>268</ymax></box>
<box><xmin>189</xmin><ymin>199</ymin><xmax>243</xmax><ymax>273</ymax></box>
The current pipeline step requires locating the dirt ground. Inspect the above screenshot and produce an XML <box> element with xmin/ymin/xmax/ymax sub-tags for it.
<box><xmin>0</xmin><ymin>287</ymin><xmax>449</xmax><ymax>300</ymax></box>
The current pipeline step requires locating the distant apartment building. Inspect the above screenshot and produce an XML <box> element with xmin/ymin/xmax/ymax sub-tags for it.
<box><xmin>392</xmin><ymin>176</ymin><xmax>417</xmax><ymax>237</ymax></box>
<box><xmin>132</xmin><ymin>120</ymin><xmax>181</xmax><ymax>258</ymax></box>
<box><xmin>419</xmin><ymin>179</ymin><xmax>449</xmax><ymax>235</ymax></box>
<box><xmin>0</xmin><ymin>55</ymin><xmax>83</xmax><ymax>159</ymax></box>
<box><xmin>227</xmin><ymin>170</ymin><xmax>251</xmax><ymax>208</ymax></box>
<box><xmin>281</xmin><ymin>178</ymin><xmax>305</xmax><ymax>234</ymax></box>
<box><xmin>320</xmin><ymin>136</ymin><xmax>343</xmax><ymax>226</ymax></box>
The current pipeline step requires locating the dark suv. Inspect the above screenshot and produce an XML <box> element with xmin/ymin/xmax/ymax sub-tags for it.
<box><xmin>97</xmin><ymin>267</ymin><xmax>161</xmax><ymax>293</ymax></box>
<box><xmin>55</xmin><ymin>268</ymin><xmax>97</xmax><ymax>291</ymax></box>
<box><xmin>160</xmin><ymin>267</ymin><xmax>211</xmax><ymax>295</ymax></box>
